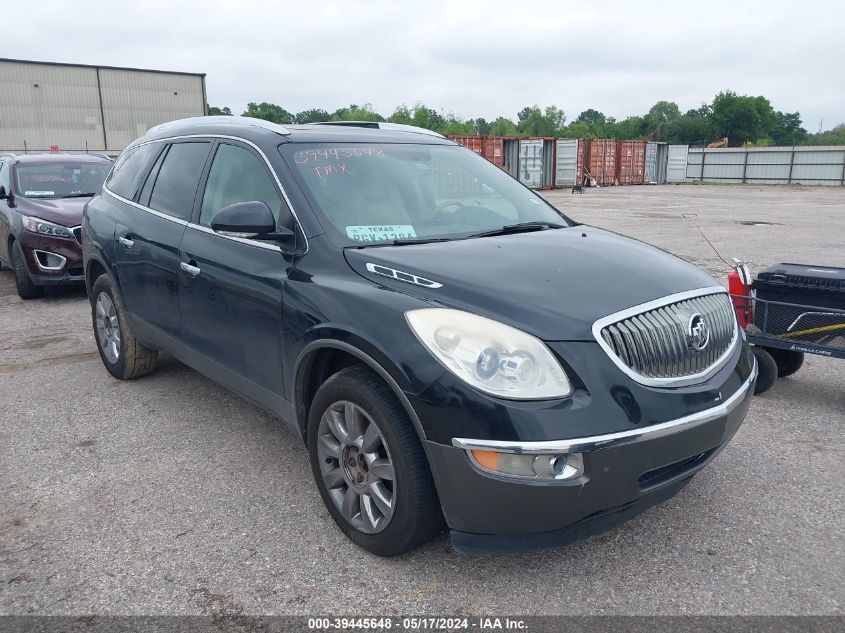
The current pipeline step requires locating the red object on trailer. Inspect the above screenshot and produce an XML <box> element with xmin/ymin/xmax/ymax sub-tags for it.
<box><xmin>728</xmin><ymin>261</ymin><xmax>753</xmax><ymax>329</ymax></box>
<box><xmin>482</xmin><ymin>136</ymin><xmax>504</xmax><ymax>168</ymax></box>
<box><xmin>616</xmin><ymin>140</ymin><xmax>646</xmax><ymax>185</ymax></box>
<box><xmin>50</xmin><ymin>145</ymin><xmax>59</xmax><ymax>153</ymax></box>
<box><xmin>448</xmin><ymin>135</ymin><xmax>484</xmax><ymax>155</ymax></box>
<box><xmin>584</xmin><ymin>139</ymin><xmax>617</xmax><ymax>186</ymax></box>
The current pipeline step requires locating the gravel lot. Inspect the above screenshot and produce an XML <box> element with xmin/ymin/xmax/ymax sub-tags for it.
<box><xmin>1</xmin><ymin>184</ymin><xmax>843</xmax><ymax>615</ymax></box>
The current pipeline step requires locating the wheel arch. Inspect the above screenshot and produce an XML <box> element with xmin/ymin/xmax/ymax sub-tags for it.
<box><xmin>85</xmin><ymin>256</ymin><xmax>109</xmax><ymax>299</ymax></box>
<box><xmin>293</xmin><ymin>339</ymin><xmax>428</xmax><ymax>445</ymax></box>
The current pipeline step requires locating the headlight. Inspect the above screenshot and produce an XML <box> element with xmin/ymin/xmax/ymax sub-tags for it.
<box><xmin>405</xmin><ymin>308</ymin><xmax>572</xmax><ymax>399</ymax></box>
<box><xmin>22</xmin><ymin>215</ymin><xmax>73</xmax><ymax>239</ymax></box>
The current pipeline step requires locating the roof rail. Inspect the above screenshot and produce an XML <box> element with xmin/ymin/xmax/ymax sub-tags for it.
<box><xmin>311</xmin><ymin>121</ymin><xmax>445</xmax><ymax>138</ymax></box>
<box><xmin>147</xmin><ymin>116</ymin><xmax>291</xmax><ymax>137</ymax></box>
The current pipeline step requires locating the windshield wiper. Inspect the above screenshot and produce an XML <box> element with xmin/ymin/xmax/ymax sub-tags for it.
<box><xmin>353</xmin><ymin>237</ymin><xmax>453</xmax><ymax>248</ymax></box>
<box><xmin>466</xmin><ymin>221</ymin><xmax>568</xmax><ymax>239</ymax></box>
<box><xmin>59</xmin><ymin>193</ymin><xmax>97</xmax><ymax>198</ymax></box>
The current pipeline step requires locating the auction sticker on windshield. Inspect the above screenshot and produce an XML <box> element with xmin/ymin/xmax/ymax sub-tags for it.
<box><xmin>346</xmin><ymin>225</ymin><xmax>417</xmax><ymax>243</ymax></box>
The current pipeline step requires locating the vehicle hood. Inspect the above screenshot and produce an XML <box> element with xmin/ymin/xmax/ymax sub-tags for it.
<box><xmin>344</xmin><ymin>226</ymin><xmax>718</xmax><ymax>341</ymax></box>
<box><xmin>15</xmin><ymin>196</ymin><xmax>89</xmax><ymax>226</ymax></box>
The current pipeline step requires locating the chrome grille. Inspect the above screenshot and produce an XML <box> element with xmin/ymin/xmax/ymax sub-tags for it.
<box><xmin>72</xmin><ymin>226</ymin><xmax>82</xmax><ymax>245</ymax></box>
<box><xmin>595</xmin><ymin>289</ymin><xmax>737</xmax><ymax>386</ymax></box>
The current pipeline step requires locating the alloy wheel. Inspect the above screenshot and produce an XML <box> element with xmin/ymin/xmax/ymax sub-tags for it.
<box><xmin>95</xmin><ymin>292</ymin><xmax>121</xmax><ymax>364</ymax></box>
<box><xmin>317</xmin><ymin>400</ymin><xmax>396</xmax><ymax>534</ymax></box>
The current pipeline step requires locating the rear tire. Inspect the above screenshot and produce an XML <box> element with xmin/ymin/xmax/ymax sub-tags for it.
<box><xmin>11</xmin><ymin>241</ymin><xmax>44</xmax><ymax>300</ymax></box>
<box><xmin>752</xmin><ymin>346</ymin><xmax>777</xmax><ymax>395</ymax></box>
<box><xmin>308</xmin><ymin>366</ymin><xmax>442</xmax><ymax>556</ymax></box>
<box><xmin>91</xmin><ymin>274</ymin><xmax>158</xmax><ymax>380</ymax></box>
<box><xmin>768</xmin><ymin>348</ymin><xmax>804</xmax><ymax>378</ymax></box>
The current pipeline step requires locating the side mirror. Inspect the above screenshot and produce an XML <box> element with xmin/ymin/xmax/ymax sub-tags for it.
<box><xmin>0</xmin><ymin>186</ymin><xmax>7</xmax><ymax>200</ymax></box>
<box><xmin>210</xmin><ymin>201</ymin><xmax>294</xmax><ymax>242</ymax></box>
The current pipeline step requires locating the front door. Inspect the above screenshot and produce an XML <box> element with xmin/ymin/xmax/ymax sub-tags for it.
<box><xmin>112</xmin><ymin>140</ymin><xmax>211</xmax><ymax>340</ymax></box>
<box><xmin>178</xmin><ymin>141</ymin><xmax>293</xmax><ymax>404</ymax></box>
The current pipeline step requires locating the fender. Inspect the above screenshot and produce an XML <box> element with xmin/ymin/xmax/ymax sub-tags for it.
<box><xmin>292</xmin><ymin>338</ymin><xmax>429</xmax><ymax>443</ymax></box>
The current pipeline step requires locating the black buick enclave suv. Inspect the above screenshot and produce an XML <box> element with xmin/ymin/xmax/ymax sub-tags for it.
<box><xmin>83</xmin><ymin>117</ymin><xmax>756</xmax><ymax>556</ymax></box>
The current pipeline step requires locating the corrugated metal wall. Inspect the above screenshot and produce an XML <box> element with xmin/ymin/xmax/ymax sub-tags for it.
<box><xmin>667</xmin><ymin>145</ymin><xmax>689</xmax><ymax>182</ymax></box>
<box><xmin>0</xmin><ymin>59</ymin><xmax>206</xmax><ymax>152</ymax></box>
<box><xmin>686</xmin><ymin>146</ymin><xmax>845</xmax><ymax>186</ymax></box>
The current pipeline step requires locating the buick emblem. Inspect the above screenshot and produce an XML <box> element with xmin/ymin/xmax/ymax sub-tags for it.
<box><xmin>687</xmin><ymin>313</ymin><xmax>710</xmax><ymax>351</ymax></box>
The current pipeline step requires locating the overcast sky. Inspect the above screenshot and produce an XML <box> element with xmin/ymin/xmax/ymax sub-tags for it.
<box><xmin>6</xmin><ymin>0</ymin><xmax>844</xmax><ymax>130</ymax></box>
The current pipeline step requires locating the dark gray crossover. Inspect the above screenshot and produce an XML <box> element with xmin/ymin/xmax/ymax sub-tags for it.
<box><xmin>83</xmin><ymin>117</ymin><xmax>757</xmax><ymax>556</ymax></box>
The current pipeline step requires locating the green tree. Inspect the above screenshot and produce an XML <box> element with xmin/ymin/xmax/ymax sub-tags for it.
<box><xmin>709</xmin><ymin>91</ymin><xmax>777</xmax><ymax>146</ymax></box>
<box><xmin>770</xmin><ymin>111</ymin><xmax>807</xmax><ymax>145</ymax></box>
<box><xmin>295</xmin><ymin>108</ymin><xmax>330</xmax><ymax>124</ymax></box>
<box><xmin>806</xmin><ymin>123</ymin><xmax>845</xmax><ymax>145</ymax></box>
<box><xmin>242</xmin><ymin>102</ymin><xmax>294</xmax><ymax>124</ymax></box>
<box><xmin>663</xmin><ymin>107</ymin><xmax>711</xmax><ymax>145</ymax></box>
<box><xmin>474</xmin><ymin>118</ymin><xmax>491</xmax><ymax>135</ymax></box>
<box><xmin>516</xmin><ymin>105</ymin><xmax>566</xmax><ymax>136</ymax></box>
<box><xmin>576</xmin><ymin>109</ymin><xmax>606</xmax><ymax>126</ymax></box>
<box><xmin>330</xmin><ymin>103</ymin><xmax>384</xmax><ymax>122</ymax></box>
<box><xmin>207</xmin><ymin>104</ymin><xmax>232</xmax><ymax>116</ymax></box>
<box><xmin>489</xmin><ymin>116</ymin><xmax>518</xmax><ymax>136</ymax></box>
<box><xmin>643</xmin><ymin>101</ymin><xmax>681</xmax><ymax>139</ymax></box>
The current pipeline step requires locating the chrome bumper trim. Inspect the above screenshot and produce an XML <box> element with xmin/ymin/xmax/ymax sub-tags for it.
<box><xmin>452</xmin><ymin>358</ymin><xmax>757</xmax><ymax>455</ymax></box>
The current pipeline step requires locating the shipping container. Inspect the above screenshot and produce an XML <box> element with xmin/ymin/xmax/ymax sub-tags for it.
<box><xmin>482</xmin><ymin>136</ymin><xmax>504</xmax><ymax>168</ymax></box>
<box><xmin>644</xmin><ymin>142</ymin><xmax>669</xmax><ymax>184</ymax></box>
<box><xmin>518</xmin><ymin>138</ymin><xmax>543</xmax><ymax>188</ymax></box>
<box><xmin>503</xmin><ymin>138</ymin><xmax>520</xmax><ymax>179</ymax></box>
<box><xmin>667</xmin><ymin>145</ymin><xmax>689</xmax><ymax>182</ymax></box>
<box><xmin>554</xmin><ymin>138</ymin><xmax>584</xmax><ymax>187</ymax></box>
<box><xmin>448</xmin><ymin>135</ymin><xmax>484</xmax><ymax>155</ymax></box>
<box><xmin>616</xmin><ymin>140</ymin><xmax>646</xmax><ymax>185</ymax></box>
<box><xmin>584</xmin><ymin>139</ymin><xmax>617</xmax><ymax>186</ymax></box>
<box><xmin>0</xmin><ymin>58</ymin><xmax>206</xmax><ymax>153</ymax></box>
<box><xmin>541</xmin><ymin>138</ymin><xmax>556</xmax><ymax>188</ymax></box>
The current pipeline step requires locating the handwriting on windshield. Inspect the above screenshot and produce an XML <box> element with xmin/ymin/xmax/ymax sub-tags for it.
<box><xmin>311</xmin><ymin>164</ymin><xmax>352</xmax><ymax>178</ymax></box>
<box><xmin>295</xmin><ymin>147</ymin><xmax>384</xmax><ymax>164</ymax></box>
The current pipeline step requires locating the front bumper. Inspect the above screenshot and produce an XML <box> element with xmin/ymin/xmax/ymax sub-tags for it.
<box><xmin>17</xmin><ymin>232</ymin><xmax>84</xmax><ymax>285</ymax></box>
<box><xmin>423</xmin><ymin>358</ymin><xmax>757</xmax><ymax>554</ymax></box>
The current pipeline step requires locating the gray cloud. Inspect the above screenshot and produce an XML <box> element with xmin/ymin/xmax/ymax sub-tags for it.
<box><xmin>6</xmin><ymin>0</ymin><xmax>843</xmax><ymax>130</ymax></box>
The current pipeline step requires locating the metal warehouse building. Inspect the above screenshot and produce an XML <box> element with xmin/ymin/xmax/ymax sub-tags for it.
<box><xmin>0</xmin><ymin>58</ymin><xmax>207</xmax><ymax>154</ymax></box>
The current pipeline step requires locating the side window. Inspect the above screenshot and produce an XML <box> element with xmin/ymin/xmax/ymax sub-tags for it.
<box><xmin>138</xmin><ymin>147</ymin><xmax>168</xmax><ymax>207</ymax></box>
<box><xmin>199</xmin><ymin>143</ymin><xmax>284</xmax><ymax>227</ymax></box>
<box><xmin>148</xmin><ymin>142</ymin><xmax>211</xmax><ymax>221</ymax></box>
<box><xmin>106</xmin><ymin>143</ymin><xmax>161</xmax><ymax>200</ymax></box>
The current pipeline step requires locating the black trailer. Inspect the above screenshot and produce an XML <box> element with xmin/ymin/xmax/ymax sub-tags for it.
<box><xmin>730</xmin><ymin>262</ymin><xmax>845</xmax><ymax>394</ymax></box>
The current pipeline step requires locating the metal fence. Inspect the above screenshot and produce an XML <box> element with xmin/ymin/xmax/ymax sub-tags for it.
<box><xmin>686</xmin><ymin>146</ymin><xmax>845</xmax><ymax>186</ymax></box>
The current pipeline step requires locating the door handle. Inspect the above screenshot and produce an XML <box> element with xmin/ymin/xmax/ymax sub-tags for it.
<box><xmin>180</xmin><ymin>261</ymin><xmax>201</xmax><ymax>278</ymax></box>
<box><xmin>118</xmin><ymin>236</ymin><xmax>134</xmax><ymax>249</ymax></box>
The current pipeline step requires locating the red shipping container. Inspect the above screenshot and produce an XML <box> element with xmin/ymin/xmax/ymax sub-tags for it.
<box><xmin>448</xmin><ymin>135</ymin><xmax>483</xmax><ymax>155</ymax></box>
<box><xmin>482</xmin><ymin>136</ymin><xmax>504</xmax><ymax>168</ymax></box>
<box><xmin>616</xmin><ymin>140</ymin><xmax>646</xmax><ymax>185</ymax></box>
<box><xmin>585</xmin><ymin>139</ymin><xmax>617</xmax><ymax>186</ymax></box>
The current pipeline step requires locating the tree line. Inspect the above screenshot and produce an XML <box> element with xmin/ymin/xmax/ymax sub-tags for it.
<box><xmin>208</xmin><ymin>91</ymin><xmax>845</xmax><ymax>147</ymax></box>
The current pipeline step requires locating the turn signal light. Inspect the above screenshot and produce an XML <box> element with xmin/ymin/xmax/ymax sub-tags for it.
<box><xmin>469</xmin><ymin>449</ymin><xmax>584</xmax><ymax>481</ymax></box>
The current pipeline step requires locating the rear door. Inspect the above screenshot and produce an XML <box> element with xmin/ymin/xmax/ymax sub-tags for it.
<box><xmin>177</xmin><ymin>140</ymin><xmax>294</xmax><ymax>404</ymax></box>
<box><xmin>111</xmin><ymin>140</ymin><xmax>211</xmax><ymax>340</ymax></box>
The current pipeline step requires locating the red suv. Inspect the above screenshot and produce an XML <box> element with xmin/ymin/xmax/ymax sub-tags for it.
<box><xmin>0</xmin><ymin>153</ymin><xmax>112</xmax><ymax>298</ymax></box>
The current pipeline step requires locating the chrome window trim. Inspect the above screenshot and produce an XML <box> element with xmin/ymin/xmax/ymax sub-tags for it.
<box><xmin>452</xmin><ymin>358</ymin><xmax>756</xmax><ymax>456</ymax></box>
<box><xmin>104</xmin><ymin>133</ymin><xmax>308</xmax><ymax>253</ymax></box>
<box><xmin>592</xmin><ymin>286</ymin><xmax>739</xmax><ymax>388</ymax></box>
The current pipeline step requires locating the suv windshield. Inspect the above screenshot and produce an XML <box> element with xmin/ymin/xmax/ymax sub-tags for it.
<box><xmin>281</xmin><ymin>143</ymin><xmax>570</xmax><ymax>246</ymax></box>
<box><xmin>14</xmin><ymin>162</ymin><xmax>110</xmax><ymax>199</ymax></box>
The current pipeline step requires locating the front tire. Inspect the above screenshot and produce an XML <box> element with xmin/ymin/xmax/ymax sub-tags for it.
<box><xmin>308</xmin><ymin>366</ymin><xmax>442</xmax><ymax>556</ymax></box>
<box><xmin>11</xmin><ymin>241</ymin><xmax>44</xmax><ymax>300</ymax></box>
<box><xmin>91</xmin><ymin>274</ymin><xmax>158</xmax><ymax>380</ymax></box>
